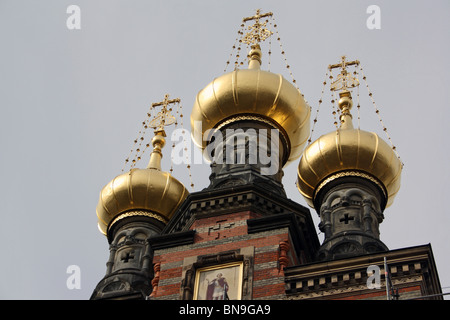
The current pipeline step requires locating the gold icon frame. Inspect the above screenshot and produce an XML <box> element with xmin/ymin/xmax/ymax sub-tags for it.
<box><xmin>193</xmin><ymin>261</ymin><xmax>244</xmax><ymax>300</ymax></box>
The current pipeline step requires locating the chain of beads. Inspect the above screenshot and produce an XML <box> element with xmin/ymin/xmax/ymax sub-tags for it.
<box><xmin>356</xmin><ymin>74</ymin><xmax>361</xmax><ymax>130</ymax></box>
<box><xmin>121</xmin><ymin>100</ymin><xmax>195</xmax><ymax>190</ymax></box>
<box><xmin>267</xmin><ymin>18</ymin><xmax>273</xmax><ymax>71</ymax></box>
<box><xmin>224</xmin><ymin>23</ymin><xmax>246</xmax><ymax>73</ymax></box>
<box><xmin>327</xmin><ymin>71</ymin><xmax>340</xmax><ymax>129</ymax></box>
<box><xmin>358</xmin><ymin>64</ymin><xmax>403</xmax><ymax>165</ymax></box>
<box><xmin>308</xmin><ymin>69</ymin><xmax>330</xmax><ymax>145</ymax></box>
<box><xmin>271</xmin><ymin>16</ymin><xmax>298</xmax><ymax>88</ymax></box>
<box><xmin>175</xmin><ymin>101</ymin><xmax>194</xmax><ymax>189</ymax></box>
<box><xmin>223</xmin><ymin>14</ymin><xmax>299</xmax><ymax>92</ymax></box>
<box><xmin>122</xmin><ymin>109</ymin><xmax>153</xmax><ymax>172</ymax></box>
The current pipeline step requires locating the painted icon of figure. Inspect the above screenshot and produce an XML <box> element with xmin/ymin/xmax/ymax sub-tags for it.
<box><xmin>205</xmin><ymin>273</ymin><xmax>229</xmax><ymax>300</ymax></box>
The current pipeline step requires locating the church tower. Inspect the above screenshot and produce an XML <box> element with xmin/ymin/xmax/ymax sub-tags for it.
<box><xmin>148</xmin><ymin>10</ymin><xmax>319</xmax><ymax>300</ymax></box>
<box><xmin>91</xmin><ymin>10</ymin><xmax>442</xmax><ymax>301</ymax></box>
<box><xmin>91</xmin><ymin>95</ymin><xmax>189</xmax><ymax>300</ymax></box>
<box><xmin>285</xmin><ymin>56</ymin><xmax>442</xmax><ymax>300</ymax></box>
<box><xmin>296</xmin><ymin>56</ymin><xmax>402</xmax><ymax>261</ymax></box>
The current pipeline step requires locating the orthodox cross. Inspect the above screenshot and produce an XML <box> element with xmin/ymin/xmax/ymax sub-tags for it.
<box><xmin>148</xmin><ymin>94</ymin><xmax>180</xmax><ymax>133</ymax></box>
<box><xmin>328</xmin><ymin>55</ymin><xmax>360</xmax><ymax>71</ymax></box>
<box><xmin>328</xmin><ymin>55</ymin><xmax>360</xmax><ymax>92</ymax></box>
<box><xmin>242</xmin><ymin>9</ymin><xmax>273</xmax><ymax>45</ymax></box>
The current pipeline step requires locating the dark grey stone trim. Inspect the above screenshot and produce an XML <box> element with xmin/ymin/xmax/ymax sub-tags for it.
<box><xmin>162</xmin><ymin>184</ymin><xmax>319</xmax><ymax>256</ymax></box>
<box><xmin>148</xmin><ymin>230</ymin><xmax>196</xmax><ymax>250</ymax></box>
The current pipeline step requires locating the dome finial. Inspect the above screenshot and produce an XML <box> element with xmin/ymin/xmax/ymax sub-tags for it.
<box><xmin>96</xmin><ymin>93</ymin><xmax>189</xmax><ymax>237</ymax></box>
<box><xmin>192</xmin><ymin>10</ymin><xmax>310</xmax><ymax>166</ymax></box>
<box><xmin>242</xmin><ymin>9</ymin><xmax>273</xmax><ymax>69</ymax></box>
<box><xmin>145</xmin><ymin>94</ymin><xmax>180</xmax><ymax>170</ymax></box>
<box><xmin>329</xmin><ymin>56</ymin><xmax>360</xmax><ymax>130</ymax></box>
<box><xmin>147</xmin><ymin>130</ymin><xmax>166</xmax><ymax>170</ymax></box>
<box><xmin>328</xmin><ymin>56</ymin><xmax>360</xmax><ymax>92</ymax></box>
<box><xmin>248</xmin><ymin>44</ymin><xmax>262</xmax><ymax>69</ymax></box>
<box><xmin>297</xmin><ymin>57</ymin><xmax>402</xmax><ymax>210</ymax></box>
<box><xmin>242</xmin><ymin>9</ymin><xmax>273</xmax><ymax>45</ymax></box>
<box><xmin>337</xmin><ymin>90</ymin><xmax>354</xmax><ymax>130</ymax></box>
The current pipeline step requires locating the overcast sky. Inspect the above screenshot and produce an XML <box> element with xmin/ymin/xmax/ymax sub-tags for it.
<box><xmin>0</xmin><ymin>0</ymin><xmax>449</xmax><ymax>300</ymax></box>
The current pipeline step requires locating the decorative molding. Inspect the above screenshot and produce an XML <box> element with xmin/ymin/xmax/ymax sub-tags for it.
<box><xmin>148</xmin><ymin>230</ymin><xmax>196</xmax><ymax>250</ymax></box>
<box><xmin>286</xmin><ymin>275</ymin><xmax>423</xmax><ymax>300</ymax></box>
<box><xmin>278</xmin><ymin>240</ymin><xmax>290</xmax><ymax>272</ymax></box>
<box><xmin>315</xmin><ymin>170</ymin><xmax>387</xmax><ymax>201</ymax></box>
<box><xmin>213</xmin><ymin>114</ymin><xmax>290</xmax><ymax>161</ymax></box>
<box><xmin>108</xmin><ymin>210</ymin><xmax>168</xmax><ymax>235</ymax></box>
<box><xmin>163</xmin><ymin>183</ymin><xmax>317</xmax><ymax>247</ymax></box>
<box><xmin>149</xmin><ymin>263</ymin><xmax>161</xmax><ymax>298</ymax></box>
<box><xmin>284</xmin><ymin>244</ymin><xmax>441</xmax><ymax>300</ymax></box>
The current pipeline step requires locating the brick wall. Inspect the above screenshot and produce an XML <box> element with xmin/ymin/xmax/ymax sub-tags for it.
<box><xmin>151</xmin><ymin>211</ymin><xmax>293</xmax><ymax>300</ymax></box>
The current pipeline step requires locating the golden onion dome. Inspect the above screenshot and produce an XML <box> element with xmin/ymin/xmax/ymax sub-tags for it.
<box><xmin>96</xmin><ymin>132</ymin><xmax>189</xmax><ymax>236</ymax></box>
<box><xmin>191</xmin><ymin>45</ymin><xmax>311</xmax><ymax>165</ymax></box>
<box><xmin>297</xmin><ymin>90</ymin><xmax>402</xmax><ymax>209</ymax></box>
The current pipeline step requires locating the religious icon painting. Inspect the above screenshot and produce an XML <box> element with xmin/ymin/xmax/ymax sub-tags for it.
<box><xmin>193</xmin><ymin>262</ymin><xmax>243</xmax><ymax>300</ymax></box>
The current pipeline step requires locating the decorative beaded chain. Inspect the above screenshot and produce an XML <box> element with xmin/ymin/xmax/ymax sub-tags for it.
<box><xmin>121</xmin><ymin>94</ymin><xmax>194</xmax><ymax>189</ymax></box>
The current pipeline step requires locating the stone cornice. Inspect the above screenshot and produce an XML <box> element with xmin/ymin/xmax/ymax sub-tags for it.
<box><xmin>163</xmin><ymin>183</ymin><xmax>315</xmax><ymax>235</ymax></box>
<box><xmin>148</xmin><ymin>230</ymin><xmax>196</xmax><ymax>251</ymax></box>
<box><xmin>284</xmin><ymin>244</ymin><xmax>442</xmax><ymax>300</ymax></box>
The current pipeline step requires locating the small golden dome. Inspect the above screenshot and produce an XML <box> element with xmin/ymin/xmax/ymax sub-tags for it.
<box><xmin>96</xmin><ymin>168</ymin><xmax>188</xmax><ymax>235</ymax></box>
<box><xmin>190</xmin><ymin>45</ymin><xmax>310</xmax><ymax>165</ymax></box>
<box><xmin>96</xmin><ymin>132</ymin><xmax>189</xmax><ymax>236</ymax></box>
<box><xmin>297</xmin><ymin>91</ymin><xmax>402</xmax><ymax>209</ymax></box>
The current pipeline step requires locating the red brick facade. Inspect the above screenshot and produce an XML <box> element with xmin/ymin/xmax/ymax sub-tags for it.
<box><xmin>151</xmin><ymin>210</ymin><xmax>296</xmax><ymax>300</ymax></box>
<box><xmin>145</xmin><ymin>195</ymin><xmax>441</xmax><ymax>301</ymax></box>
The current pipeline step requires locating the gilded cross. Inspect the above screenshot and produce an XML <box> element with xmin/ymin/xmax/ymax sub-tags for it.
<box><xmin>328</xmin><ymin>55</ymin><xmax>360</xmax><ymax>71</ymax></box>
<box><xmin>242</xmin><ymin>9</ymin><xmax>273</xmax><ymax>45</ymax></box>
<box><xmin>148</xmin><ymin>94</ymin><xmax>180</xmax><ymax>132</ymax></box>
<box><xmin>329</xmin><ymin>56</ymin><xmax>360</xmax><ymax>92</ymax></box>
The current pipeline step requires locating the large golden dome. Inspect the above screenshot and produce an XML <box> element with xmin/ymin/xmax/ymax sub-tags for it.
<box><xmin>297</xmin><ymin>90</ymin><xmax>402</xmax><ymax>209</ymax></box>
<box><xmin>191</xmin><ymin>45</ymin><xmax>310</xmax><ymax>165</ymax></box>
<box><xmin>96</xmin><ymin>132</ymin><xmax>189</xmax><ymax>236</ymax></box>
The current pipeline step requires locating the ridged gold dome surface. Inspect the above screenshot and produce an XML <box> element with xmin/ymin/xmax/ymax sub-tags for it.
<box><xmin>297</xmin><ymin>128</ymin><xmax>402</xmax><ymax>209</ymax></box>
<box><xmin>96</xmin><ymin>168</ymin><xmax>189</xmax><ymax>235</ymax></box>
<box><xmin>191</xmin><ymin>55</ymin><xmax>310</xmax><ymax>165</ymax></box>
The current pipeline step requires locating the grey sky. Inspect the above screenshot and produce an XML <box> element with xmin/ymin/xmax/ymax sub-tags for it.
<box><xmin>0</xmin><ymin>0</ymin><xmax>449</xmax><ymax>299</ymax></box>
